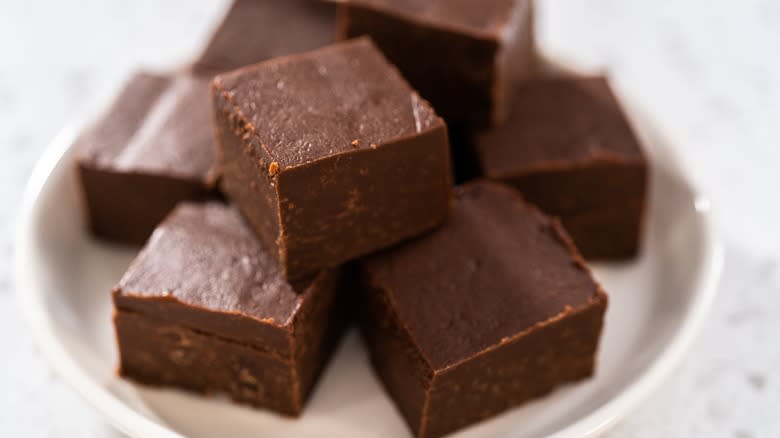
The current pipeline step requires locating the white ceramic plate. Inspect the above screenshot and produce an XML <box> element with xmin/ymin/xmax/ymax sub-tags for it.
<box><xmin>15</xmin><ymin>96</ymin><xmax>722</xmax><ymax>437</ymax></box>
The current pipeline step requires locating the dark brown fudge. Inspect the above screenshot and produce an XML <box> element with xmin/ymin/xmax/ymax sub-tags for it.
<box><xmin>337</xmin><ymin>0</ymin><xmax>535</xmax><ymax>129</ymax></box>
<box><xmin>211</xmin><ymin>37</ymin><xmax>452</xmax><ymax>280</ymax></box>
<box><xmin>448</xmin><ymin>123</ymin><xmax>482</xmax><ymax>184</ymax></box>
<box><xmin>476</xmin><ymin>76</ymin><xmax>648</xmax><ymax>259</ymax></box>
<box><xmin>193</xmin><ymin>0</ymin><xmax>337</xmax><ymax>74</ymax></box>
<box><xmin>358</xmin><ymin>181</ymin><xmax>607</xmax><ymax>438</ymax></box>
<box><xmin>76</xmin><ymin>73</ymin><xmax>217</xmax><ymax>245</ymax></box>
<box><xmin>113</xmin><ymin>202</ymin><xmax>348</xmax><ymax>415</ymax></box>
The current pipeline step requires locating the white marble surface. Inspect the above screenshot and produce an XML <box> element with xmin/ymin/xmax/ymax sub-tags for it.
<box><xmin>1</xmin><ymin>1</ymin><xmax>778</xmax><ymax>436</ymax></box>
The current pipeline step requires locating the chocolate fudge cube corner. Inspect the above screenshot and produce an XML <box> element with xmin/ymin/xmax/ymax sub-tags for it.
<box><xmin>211</xmin><ymin>37</ymin><xmax>453</xmax><ymax>279</ymax></box>
<box><xmin>358</xmin><ymin>181</ymin><xmax>607</xmax><ymax>438</ymax></box>
<box><xmin>476</xmin><ymin>76</ymin><xmax>648</xmax><ymax>259</ymax></box>
<box><xmin>338</xmin><ymin>0</ymin><xmax>535</xmax><ymax>129</ymax></box>
<box><xmin>113</xmin><ymin>202</ymin><xmax>348</xmax><ymax>415</ymax></box>
<box><xmin>75</xmin><ymin>72</ymin><xmax>218</xmax><ymax>245</ymax></box>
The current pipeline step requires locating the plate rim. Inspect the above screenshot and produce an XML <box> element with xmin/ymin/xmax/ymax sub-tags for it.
<box><xmin>14</xmin><ymin>115</ymin><xmax>723</xmax><ymax>438</ymax></box>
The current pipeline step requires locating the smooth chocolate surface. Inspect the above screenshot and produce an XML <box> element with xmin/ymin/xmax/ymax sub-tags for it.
<box><xmin>359</xmin><ymin>181</ymin><xmax>607</xmax><ymax>437</ymax></box>
<box><xmin>77</xmin><ymin>72</ymin><xmax>172</xmax><ymax>164</ymax></box>
<box><xmin>111</xmin><ymin>76</ymin><xmax>215</xmax><ymax>177</ymax></box>
<box><xmin>212</xmin><ymin>37</ymin><xmax>452</xmax><ymax>279</ymax></box>
<box><xmin>114</xmin><ymin>202</ymin><xmax>305</xmax><ymax>354</ymax></box>
<box><xmin>76</xmin><ymin>72</ymin><xmax>217</xmax><ymax>245</ymax></box>
<box><xmin>194</xmin><ymin>0</ymin><xmax>337</xmax><ymax>73</ymax></box>
<box><xmin>113</xmin><ymin>202</ymin><xmax>348</xmax><ymax>415</ymax></box>
<box><xmin>478</xmin><ymin>77</ymin><xmax>644</xmax><ymax>173</ymax></box>
<box><xmin>213</xmin><ymin>38</ymin><xmax>442</xmax><ymax>168</ymax></box>
<box><xmin>476</xmin><ymin>77</ymin><xmax>647</xmax><ymax>259</ymax></box>
<box><xmin>338</xmin><ymin>0</ymin><xmax>535</xmax><ymax>128</ymax></box>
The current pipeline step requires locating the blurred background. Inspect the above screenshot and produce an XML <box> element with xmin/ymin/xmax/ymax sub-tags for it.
<box><xmin>1</xmin><ymin>0</ymin><xmax>778</xmax><ymax>436</ymax></box>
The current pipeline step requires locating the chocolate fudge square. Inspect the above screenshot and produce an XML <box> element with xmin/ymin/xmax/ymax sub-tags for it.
<box><xmin>337</xmin><ymin>0</ymin><xmax>535</xmax><ymax>129</ymax></box>
<box><xmin>476</xmin><ymin>77</ymin><xmax>648</xmax><ymax>259</ymax></box>
<box><xmin>193</xmin><ymin>0</ymin><xmax>337</xmax><ymax>74</ymax></box>
<box><xmin>211</xmin><ymin>37</ymin><xmax>452</xmax><ymax>280</ymax></box>
<box><xmin>358</xmin><ymin>181</ymin><xmax>607</xmax><ymax>438</ymax></box>
<box><xmin>76</xmin><ymin>72</ymin><xmax>217</xmax><ymax>245</ymax></box>
<box><xmin>113</xmin><ymin>202</ymin><xmax>347</xmax><ymax>415</ymax></box>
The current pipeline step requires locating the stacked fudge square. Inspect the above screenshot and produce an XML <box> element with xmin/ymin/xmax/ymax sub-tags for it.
<box><xmin>76</xmin><ymin>0</ymin><xmax>338</xmax><ymax>244</ymax></box>
<box><xmin>75</xmin><ymin>0</ymin><xmax>648</xmax><ymax>437</ymax></box>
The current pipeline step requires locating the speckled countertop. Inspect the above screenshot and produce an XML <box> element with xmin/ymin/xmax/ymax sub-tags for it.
<box><xmin>1</xmin><ymin>1</ymin><xmax>778</xmax><ymax>436</ymax></box>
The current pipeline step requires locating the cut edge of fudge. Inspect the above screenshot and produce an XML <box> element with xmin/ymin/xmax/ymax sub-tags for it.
<box><xmin>423</xmin><ymin>295</ymin><xmax>606</xmax><ymax>437</ymax></box>
<box><xmin>113</xmin><ymin>304</ymin><xmax>346</xmax><ymax>416</ymax></box>
<box><xmin>78</xmin><ymin>168</ymin><xmax>217</xmax><ymax>245</ymax></box>
<box><xmin>559</xmin><ymin>199</ymin><xmax>646</xmax><ymax>259</ymax></box>
<box><xmin>114</xmin><ymin>279</ymin><xmax>348</xmax><ymax>415</ymax></box>
<box><xmin>113</xmin><ymin>309</ymin><xmax>307</xmax><ymax>413</ymax></box>
<box><xmin>479</xmin><ymin>158</ymin><xmax>648</xmax><ymax>260</ymax></box>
